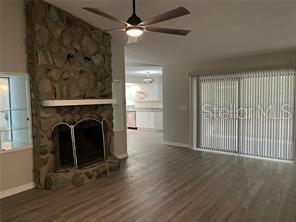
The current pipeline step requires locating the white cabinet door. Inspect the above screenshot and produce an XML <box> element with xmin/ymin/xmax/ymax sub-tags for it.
<box><xmin>154</xmin><ymin>112</ymin><xmax>163</xmax><ymax>130</ymax></box>
<box><xmin>146</xmin><ymin>112</ymin><xmax>154</xmax><ymax>128</ymax></box>
<box><xmin>136</xmin><ymin>111</ymin><xmax>163</xmax><ymax>129</ymax></box>
<box><xmin>136</xmin><ymin>112</ymin><xmax>145</xmax><ymax>128</ymax></box>
<box><xmin>136</xmin><ymin>112</ymin><xmax>154</xmax><ymax>128</ymax></box>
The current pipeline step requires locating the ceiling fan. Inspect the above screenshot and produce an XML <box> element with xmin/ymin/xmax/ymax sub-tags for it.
<box><xmin>83</xmin><ymin>0</ymin><xmax>191</xmax><ymax>43</ymax></box>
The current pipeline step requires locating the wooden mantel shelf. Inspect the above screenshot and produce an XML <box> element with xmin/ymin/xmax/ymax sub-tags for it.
<box><xmin>41</xmin><ymin>99</ymin><xmax>116</xmax><ymax>107</ymax></box>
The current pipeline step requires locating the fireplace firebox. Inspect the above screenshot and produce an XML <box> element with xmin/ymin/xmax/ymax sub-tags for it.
<box><xmin>52</xmin><ymin>118</ymin><xmax>105</xmax><ymax>171</ymax></box>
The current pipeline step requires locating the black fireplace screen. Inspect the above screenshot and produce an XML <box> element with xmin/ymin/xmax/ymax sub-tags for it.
<box><xmin>52</xmin><ymin>118</ymin><xmax>105</xmax><ymax>171</ymax></box>
<box><xmin>75</xmin><ymin>120</ymin><xmax>105</xmax><ymax>167</ymax></box>
<box><xmin>52</xmin><ymin>123</ymin><xmax>74</xmax><ymax>170</ymax></box>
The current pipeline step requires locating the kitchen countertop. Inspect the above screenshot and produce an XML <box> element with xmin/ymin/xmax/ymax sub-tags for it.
<box><xmin>127</xmin><ymin>107</ymin><xmax>163</xmax><ymax>112</ymax></box>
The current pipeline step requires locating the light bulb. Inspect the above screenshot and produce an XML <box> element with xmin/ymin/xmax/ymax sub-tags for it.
<box><xmin>126</xmin><ymin>27</ymin><xmax>143</xmax><ymax>37</ymax></box>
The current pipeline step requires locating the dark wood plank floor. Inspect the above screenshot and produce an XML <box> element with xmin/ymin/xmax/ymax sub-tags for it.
<box><xmin>1</xmin><ymin>130</ymin><xmax>295</xmax><ymax>222</ymax></box>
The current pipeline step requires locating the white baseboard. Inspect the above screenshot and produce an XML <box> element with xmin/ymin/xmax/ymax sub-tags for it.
<box><xmin>116</xmin><ymin>153</ymin><xmax>129</xmax><ymax>159</ymax></box>
<box><xmin>162</xmin><ymin>141</ymin><xmax>193</xmax><ymax>149</ymax></box>
<box><xmin>136</xmin><ymin>128</ymin><xmax>163</xmax><ymax>132</ymax></box>
<box><xmin>194</xmin><ymin>148</ymin><xmax>295</xmax><ymax>163</ymax></box>
<box><xmin>0</xmin><ymin>183</ymin><xmax>35</xmax><ymax>199</ymax></box>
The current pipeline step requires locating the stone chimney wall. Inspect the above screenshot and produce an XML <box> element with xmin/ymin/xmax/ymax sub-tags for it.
<box><xmin>25</xmin><ymin>0</ymin><xmax>114</xmax><ymax>188</ymax></box>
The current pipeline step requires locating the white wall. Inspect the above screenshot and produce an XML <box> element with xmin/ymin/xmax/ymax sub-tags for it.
<box><xmin>163</xmin><ymin>50</ymin><xmax>296</xmax><ymax>146</ymax></box>
<box><xmin>0</xmin><ymin>0</ymin><xmax>27</xmax><ymax>73</ymax></box>
<box><xmin>111</xmin><ymin>41</ymin><xmax>128</xmax><ymax>158</ymax></box>
<box><xmin>0</xmin><ymin>0</ymin><xmax>34</xmax><ymax>196</ymax></box>
<box><xmin>0</xmin><ymin>149</ymin><xmax>33</xmax><ymax>191</ymax></box>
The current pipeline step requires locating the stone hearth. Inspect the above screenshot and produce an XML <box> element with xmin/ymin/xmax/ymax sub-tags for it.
<box><xmin>46</xmin><ymin>156</ymin><xmax>120</xmax><ymax>190</ymax></box>
<box><xmin>25</xmin><ymin>0</ymin><xmax>119</xmax><ymax>189</ymax></box>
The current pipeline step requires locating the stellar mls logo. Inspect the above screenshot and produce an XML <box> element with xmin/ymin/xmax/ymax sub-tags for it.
<box><xmin>202</xmin><ymin>104</ymin><xmax>294</xmax><ymax>120</ymax></box>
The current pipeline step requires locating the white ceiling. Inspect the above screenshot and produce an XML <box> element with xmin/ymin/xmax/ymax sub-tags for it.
<box><xmin>45</xmin><ymin>0</ymin><xmax>296</xmax><ymax>65</ymax></box>
<box><xmin>125</xmin><ymin>65</ymin><xmax>162</xmax><ymax>76</ymax></box>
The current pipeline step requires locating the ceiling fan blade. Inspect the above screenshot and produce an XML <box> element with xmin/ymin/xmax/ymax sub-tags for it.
<box><xmin>145</xmin><ymin>27</ymin><xmax>191</xmax><ymax>36</ymax></box>
<box><xmin>80</xmin><ymin>28</ymin><xmax>124</xmax><ymax>34</ymax></box>
<box><xmin>83</xmin><ymin>7</ymin><xmax>128</xmax><ymax>27</ymax></box>
<box><xmin>103</xmin><ymin>28</ymin><xmax>125</xmax><ymax>32</ymax></box>
<box><xmin>127</xmin><ymin>36</ymin><xmax>138</xmax><ymax>45</ymax></box>
<box><xmin>140</xmin><ymin>7</ymin><xmax>190</xmax><ymax>26</ymax></box>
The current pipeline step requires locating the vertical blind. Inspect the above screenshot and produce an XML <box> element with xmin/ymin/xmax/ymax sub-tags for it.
<box><xmin>200</xmin><ymin>77</ymin><xmax>239</xmax><ymax>153</ymax></box>
<box><xmin>198</xmin><ymin>68</ymin><xmax>296</xmax><ymax>161</ymax></box>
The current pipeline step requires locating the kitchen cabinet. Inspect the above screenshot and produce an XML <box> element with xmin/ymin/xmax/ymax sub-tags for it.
<box><xmin>154</xmin><ymin>111</ymin><xmax>163</xmax><ymax>129</ymax></box>
<box><xmin>136</xmin><ymin>111</ymin><xmax>163</xmax><ymax>130</ymax></box>
<box><xmin>136</xmin><ymin>112</ymin><xmax>153</xmax><ymax>128</ymax></box>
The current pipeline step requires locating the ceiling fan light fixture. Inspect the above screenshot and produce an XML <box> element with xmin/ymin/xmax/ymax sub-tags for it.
<box><xmin>126</xmin><ymin>27</ymin><xmax>143</xmax><ymax>37</ymax></box>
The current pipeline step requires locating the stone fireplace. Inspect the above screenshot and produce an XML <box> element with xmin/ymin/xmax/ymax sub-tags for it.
<box><xmin>25</xmin><ymin>0</ymin><xmax>120</xmax><ymax>190</ymax></box>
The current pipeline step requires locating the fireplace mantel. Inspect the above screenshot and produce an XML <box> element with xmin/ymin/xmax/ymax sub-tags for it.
<box><xmin>41</xmin><ymin>99</ymin><xmax>116</xmax><ymax>107</ymax></box>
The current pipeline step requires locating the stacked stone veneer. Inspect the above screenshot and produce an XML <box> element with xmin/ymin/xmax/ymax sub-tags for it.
<box><xmin>25</xmin><ymin>0</ymin><xmax>119</xmax><ymax>189</ymax></box>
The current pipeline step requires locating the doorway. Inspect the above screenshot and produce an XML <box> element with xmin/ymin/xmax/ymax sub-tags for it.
<box><xmin>125</xmin><ymin>65</ymin><xmax>163</xmax><ymax>142</ymax></box>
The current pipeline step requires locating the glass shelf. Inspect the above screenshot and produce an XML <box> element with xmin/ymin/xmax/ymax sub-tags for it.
<box><xmin>0</xmin><ymin>126</ymin><xmax>29</xmax><ymax>132</ymax></box>
<box><xmin>0</xmin><ymin>73</ymin><xmax>31</xmax><ymax>152</ymax></box>
<box><xmin>0</xmin><ymin>108</ymin><xmax>27</xmax><ymax>112</ymax></box>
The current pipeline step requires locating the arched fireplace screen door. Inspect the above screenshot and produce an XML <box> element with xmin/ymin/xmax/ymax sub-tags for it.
<box><xmin>191</xmin><ymin>68</ymin><xmax>296</xmax><ymax>161</ymax></box>
<box><xmin>52</xmin><ymin>118</ymin><xmax>105</xmax><ymax>171</ymax></box>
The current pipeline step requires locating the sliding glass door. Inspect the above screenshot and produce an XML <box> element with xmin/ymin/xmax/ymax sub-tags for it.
<box><xmin>196</xmin><ymin>68</ymin><xmax>295</xmax><ymax>161</ymax></box>
<box><xmin>200</xmin><ymin>78</ymin><xmax>239</xmax><ymax>153</ymax></box>
<box><xmin>239</xmin><ymin>72</ymin><xmax>295</xmax><ymax>159</ymax></box>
